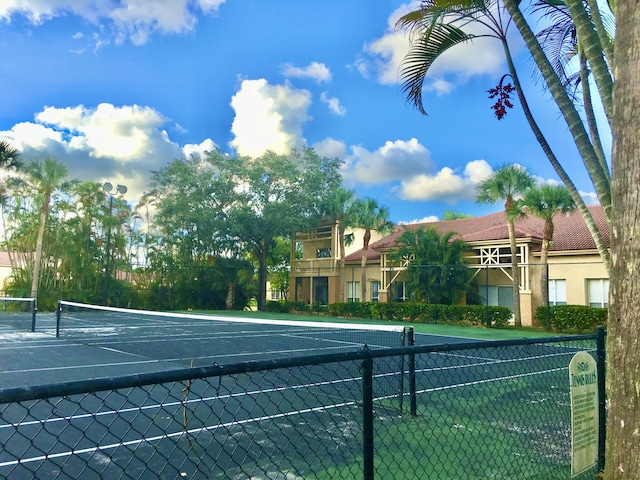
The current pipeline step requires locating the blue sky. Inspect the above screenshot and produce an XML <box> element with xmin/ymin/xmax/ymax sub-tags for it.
<box><xmin>0</xmin><ymin>0</ymin><xmax>607</xmax><ymax>224</ymax></box>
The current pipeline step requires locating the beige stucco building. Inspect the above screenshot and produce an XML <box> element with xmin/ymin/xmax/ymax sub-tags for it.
<box><xmin>289</xmin><ymin>206</ymin><xmax>610</xmax><ymax>326</ymax></box>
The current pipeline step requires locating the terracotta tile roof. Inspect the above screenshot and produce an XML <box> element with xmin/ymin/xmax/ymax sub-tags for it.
<box><xmin>344</xmin><ymin>206</ymin><xmax>609</xmax><ymax>262</ymax></box>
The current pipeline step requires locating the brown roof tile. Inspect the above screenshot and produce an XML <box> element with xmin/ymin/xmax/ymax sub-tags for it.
<box><xmin>344</xmin><ymin>206</ymin><xmax>609</xmax><ymax>262</ymax></box>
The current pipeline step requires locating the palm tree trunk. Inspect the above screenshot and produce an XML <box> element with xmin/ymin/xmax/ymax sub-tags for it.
<box><xmin>500</xmin><ymin>17</ymin><xmax>611</xmax><ymax>271</ymax></box>
<box><xmin>507</xmin><ymin>218</ymin><xmax>522</xmax><ymax>327</ymax></box>
<box><xmin>564</xmin><ymin>0</ymin><xmax>614</xmax><ymax>121</ymax></box>
<box><xmin>504</xmin><ymin>0</ymin><xmax>612</xmax><ymax>219</ymax></box>
<box><xmin>30</xmin><ymin>202</ymin><xmax>48</xmax><ymax>299</ymax></box>
<box><xmin>360</xmin><ymin>229</ymin><xmax>371</xmax><ymax>302</ymax></box>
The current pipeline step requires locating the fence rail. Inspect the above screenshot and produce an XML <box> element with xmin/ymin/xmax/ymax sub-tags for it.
<box><xmin>0</xmin><ymin>330</ymin><xmax>605</xmax><ymax>479</ymax></box>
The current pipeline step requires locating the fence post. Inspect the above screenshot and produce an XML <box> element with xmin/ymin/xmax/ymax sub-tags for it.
<box><xmin>361</xmin><ymin>347</ymin><xmax>374</xmax><ymax>480</ymax></box>
<box><xmin>596</xmin><ymin>325</ymin><xmax>606</xmax><ymax>473</ymax></box>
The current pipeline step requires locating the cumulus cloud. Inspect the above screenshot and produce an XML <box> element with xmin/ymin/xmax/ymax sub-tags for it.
<box><xmin>282</xmin><ymin>62</ymin><xmax>332</xmax><ymax>83</ymax></box>
<box><xmin>312</xmin><ymin>137</ymin><xmax>347</xmax><ymax>160</ymax></box>
<box><xmin>341</xmin><ymin>138</ymin><xmax>435</xmax><ymax>186</ymax></box>
<box><xmin>0</xmin><ymin>0</ymin><xmax>225</xmax><ymax>45</ymax></box>
<box><xmin>360</xmin><ymin>2</ymin><xmax>505</xmax><ymax>89</ymax></box>
<box><xmin>320</xmin><ymin>92</ymin><xmax>346</xmax><ymax>116</ymax></box>
<box><xmin>398</xmin><ymin>159</ymin><xmax>493</xmax><ymax>203</ymax></box>
<box><xmin>229</xmin><ymin>79</ymin><xmax>311</xmax><ymax>158</ymax></box>
<box><xmin>183</xmin><ymin>138</ymin><xmax>218</xmax><ymax>159</ymax></box>
<box><xmin>0</xmin><ymin>103</ymin><xmax>184</xmax><ymax>200</ymax></box>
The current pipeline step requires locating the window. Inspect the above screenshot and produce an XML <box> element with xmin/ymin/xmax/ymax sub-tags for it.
<box><xmin>347</xmin><ymin>281</ymin><xmax>360</xmax><ymax>303</ymax></box>
<box><xmin>587</xmin><ymin>279</ymin><xmax>609</xmax><ymax>308</ymax></box>
<box><xmin>482</xmin><ymin>285</ymin><xmax>514</xmax><ymax>311</ymax></box>
<box><xmin>394</xmin><ymin>282</ymin><xmax>409</xmax><ymax>302</ymax></box>
<box><xmin>316</xmin><ymin>248</ymin><xmax>332</xmax><ymax>258</ymax></box>
<box><xmin>371</xmin><ymin>281</ymin><xmax>380</xmax><ymax>302</ymax></box>
<box><xmin>270</xmin><ymin>290</ymin><xmax>281</xmax><ymax>300</ymax></box>
<box><xmin>548</xmin><ymin>279</ymin><xmax>567</xmax><ymax>306</ymax></box>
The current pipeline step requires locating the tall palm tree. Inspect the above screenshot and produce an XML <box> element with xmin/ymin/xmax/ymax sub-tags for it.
<box><xmin>517</xmin><ymin>184</ymin><xmax>576</xmax><ymax>307</ymax></box>
<box><xmin>325</xmin><ymin>188</ymin><xmax>355</xmax><ymax>302</ymax></box>
<box><xmin>397</xmin><ymin>0</ymin><xmax>611</xmax><ymax>270</ymax></box>
<box><xmin>0</xmin><ymin>141</ymin><xmax>22</xmax><ymax>253</ymax></box>
<box><xmin>345</xmin><ymin>197</ymin><xmax>394</xmax><ymax>302</ymax></box>
<box><xmin>477</xmin><ymin>164</ymin><xmax>534</xmax><ymax>327</ymax></box>
<box><xmin>26</xmin><ymin>158</ymin><xmax>73</xmax><ymax>299</ymax></box>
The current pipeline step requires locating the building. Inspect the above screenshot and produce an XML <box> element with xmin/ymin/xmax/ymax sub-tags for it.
<box><xmin>289</xmin><ymin>206</ymin><xmax>610</xmax><ymax>326</ymax></box>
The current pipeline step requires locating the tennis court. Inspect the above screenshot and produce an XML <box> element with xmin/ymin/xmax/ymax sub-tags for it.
<box><xmin>0</xmin><ymin>301</ymin><xmax>604</xmax><ymax>479</ymax></box>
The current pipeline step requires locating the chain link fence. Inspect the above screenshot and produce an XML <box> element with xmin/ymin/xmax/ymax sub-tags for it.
<box><xmin>0</xmin><ymin>331</ymin><xmax>605</xmax><ymax>479</ymax></box>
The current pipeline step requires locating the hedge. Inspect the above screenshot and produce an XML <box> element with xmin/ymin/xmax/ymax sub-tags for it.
<box><xmin>328</xmin><ymin>302</ymin><xmax>512</xmax><ymax>328</ymax></box>
<box><xmin>534</xmin><ymin>305</ymin><xmax>607</xmax><ymax>332</ymax></box>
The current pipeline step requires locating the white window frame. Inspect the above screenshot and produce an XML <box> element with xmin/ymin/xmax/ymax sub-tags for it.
<box><xmin>371</xmin><ymin>281</ymin><xmax>380</xmax><ymax>302</ymax></box>
<box><xmin>347</xmin><ymin>281</ymin><xmax>360</xmax><ymax>303</ymax></box>
<box><xmin>587</xmin><ymin>278</ymin><xmax>609</xmax><ymax>308</ymax></box>
<box><xmin>548</xmin><ymin>279</ymin><xmax>567</xmax><ymax>306</ymax></box>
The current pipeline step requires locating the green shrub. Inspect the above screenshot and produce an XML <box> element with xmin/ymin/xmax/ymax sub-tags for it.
<box><xmin>534</xmin><ymin>305</ymin><xmax>607</xmax><ymax>332</ymax></box>
<box><xmin>327</xmin><ymin>301</ymin><xmax>511</xmax><ymax>328</ymax></box>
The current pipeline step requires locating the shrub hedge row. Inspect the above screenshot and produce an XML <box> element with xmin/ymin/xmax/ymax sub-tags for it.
<box><xmin>535</xmin><ymin>305</ymin><xmax>607</xmax><ymax>332</ymax></box>
<box><xmin>266</xmin><ymin>300</ymin><xmax>512</xmax><ymax>328</ymax></box>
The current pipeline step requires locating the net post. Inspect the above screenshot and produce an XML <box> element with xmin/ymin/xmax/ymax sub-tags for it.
<box><xmin>31</xmin><ymin>298</ymin><xmax>37</xmax><ymax>333</ymax></box>
<box><xmin>407</xmin><ymin>327</ymin><xmax>417</xmax><ymax>416</ymax></box>
<box><xmin>361</xmin><ymin>346</ymin><xmax>374</xmax><ymax>480</ymax></box>
<box><xmin>56</xmin><ymin>300</ymin><xmax>62</xmax><ymax>338</ymax></box>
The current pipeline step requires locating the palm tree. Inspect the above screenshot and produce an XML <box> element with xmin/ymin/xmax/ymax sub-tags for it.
<box><xmin>0</xmin><ymin>141</ymin><xmax>22</xmax><ymax>255</ymax></box>
<box><xmin>26</xmin><ymin>158</ymin><xmax>74</xmax><ymax>299</ymax></box>
<box><xmin>345</xmin><ymin>197</ymin><xmax>394</xmax><ymax>302</ymax></box>
<box><xmin>477</xmin><ymin>164</ymin><xmax>534</xmax><ymax>327</ymax></box>
<box><xmin>517</xmin><ymin>184</ymin><xmax>576</xmax><ymax>307</ymax></box>
<box><xmin>397</xmin><ymin>0</ymin><xmax>611</xmax><ymax>269</ymax></box>
<box><xmin>392</xmin><ymin>226</ymin><xmax>471</xmax><ymax>305</ymax></box>
<box><xmin>323</xmin><ymin>188</ymin><xmax>356</xmax><ymax>302</ymax></box>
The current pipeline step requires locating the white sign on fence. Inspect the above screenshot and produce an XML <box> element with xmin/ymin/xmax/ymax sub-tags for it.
<box><xmin>569</xmin><ymin>351</ymin><xmax>599</xmax><ymax>477</ymax></box>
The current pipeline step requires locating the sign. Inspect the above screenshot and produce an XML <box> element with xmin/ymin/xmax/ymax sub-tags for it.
<box><xmin>569</xmin><ymin>351</ymin><xmax>599</xmax><ymax>477</ymax></box>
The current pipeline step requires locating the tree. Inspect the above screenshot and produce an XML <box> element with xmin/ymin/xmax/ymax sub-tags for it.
<box><xmin>325</xmin><ymin>188</ymin><xmax>356</xmax><ymax>302</ymax></box>
<box><xmin>397</xmin><ymin>0</ymin><xmax>611</xmax><ymax>268</ymax></box>
<box><xmin>516</xmin><ymin>184</ymin><xmax>576</xmax><ymax>307</ymax></box>
<box><xmin>24</xmin><ymin>158</ymin><xmax>75</xmax><ymax>300</ymax></box>
<box><xmin>392</xmin><ymin>225</ymin><xmax>471</xmax><ymax>304</ymax></box>
<box><xmin>150</xmin><ymin>148</ymin><xmax>342</xmax><ymax>312</ymax></box>
<box><xmin>606</xmin><ymin>3</ymin><xmax>640</xmax><ymax>478</ymax></box>
<box><xmin>345</xmin><ymin>197</ymin><xmax>394</xmax><ymax>302</ymax></box>
<box><xmin>477</xmin><ymin>164</ymin><xmax>534</xmax><ymax>327</ymax></box>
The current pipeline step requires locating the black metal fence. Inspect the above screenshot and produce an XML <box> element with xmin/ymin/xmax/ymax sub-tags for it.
<box><xmin>0</xmin><ymin>330</ymin><xmax>606</xmax><ymax>479</ymax></box>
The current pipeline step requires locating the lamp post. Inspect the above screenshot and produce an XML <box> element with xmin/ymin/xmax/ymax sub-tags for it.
<box><xmin>102</xmin><ymin>182</ymin><xmax>127</xmax><ymax>305</ymax></box>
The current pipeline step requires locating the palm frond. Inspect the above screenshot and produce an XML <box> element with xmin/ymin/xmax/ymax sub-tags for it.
<box><xmin>400</xmin><ymin>23</ymin><xmax>476</xmax><ymax>115</ymax></box>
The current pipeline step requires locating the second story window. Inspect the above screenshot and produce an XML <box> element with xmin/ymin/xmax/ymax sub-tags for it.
<box><xmin>316</xmin><ymin>248</ymin><xmax>332</xmax><ymax>258</ymax></box>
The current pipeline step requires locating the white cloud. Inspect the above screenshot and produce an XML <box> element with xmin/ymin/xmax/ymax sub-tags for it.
<box><xmin>320</xmin><ymin>92</ymin><xmax>346</xmax><ymax>116</ymax></box>
<box><xmin>229</xmin><ymin>79</ymin><xmax>311</xmax><ymax>158</ymax></box>
<box><xmin>398</xmin><ymin>159</ymin><xmax>493</xmax><ymax>203</ymax></box>
<box><xmin>400</xmin><ymin>215</ymin><xmax>440</xmax><ymax>225</ymax></box>
<box><xmin>0</xmin><ymin>0</ymin><xmax>225</xmax><ymax>45</ymax></box>
<box><xmin>282</xmin><ymin>62</ymin><xmax>332</xmax><ymax>83</ymax></box>
<box><xmin>341</xmin><ymin>138</ymin><xmax>435</xmax><ymax>186</ymax></box>
<box><xmin>361</xmin><ymin>2</ymin><xmax>505</xmax><ymax>88</ymax></box>
<box><xmin>183</xmin><ymin>138</ymin><xmax>218</xmax><ymax>159</ymax></box>
<box><xmin>312</xmin><ymin>137</ymin><xmax>347</xmax><ymax>160</ymax></box>
<box><xmin>0</xmin><ymin>103</ymin><xmax>184</xmax><ymax>201</ymax></box>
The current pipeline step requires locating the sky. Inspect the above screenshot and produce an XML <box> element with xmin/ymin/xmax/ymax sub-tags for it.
<box><xmin>0</xmin><ymin>0</ymin><xmax>609</xmax><ymax>224</ymax></box>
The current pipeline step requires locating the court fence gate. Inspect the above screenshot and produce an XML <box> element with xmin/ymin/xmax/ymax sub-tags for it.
<box><xmin>0</xmin><ymin>328</ymin><xmax>606</xmax><ymax>479</ymax></box>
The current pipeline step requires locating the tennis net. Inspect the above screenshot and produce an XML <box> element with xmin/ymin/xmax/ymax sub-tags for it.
<box><xmin>0</xmin><ymin>297</ymin><xmax>37</xmax><ymax>333</ymax></box>
<box><xmin>55</xmin><ymin>301</ymin><xmax>411</xmax><ymax>363</ymax></box>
